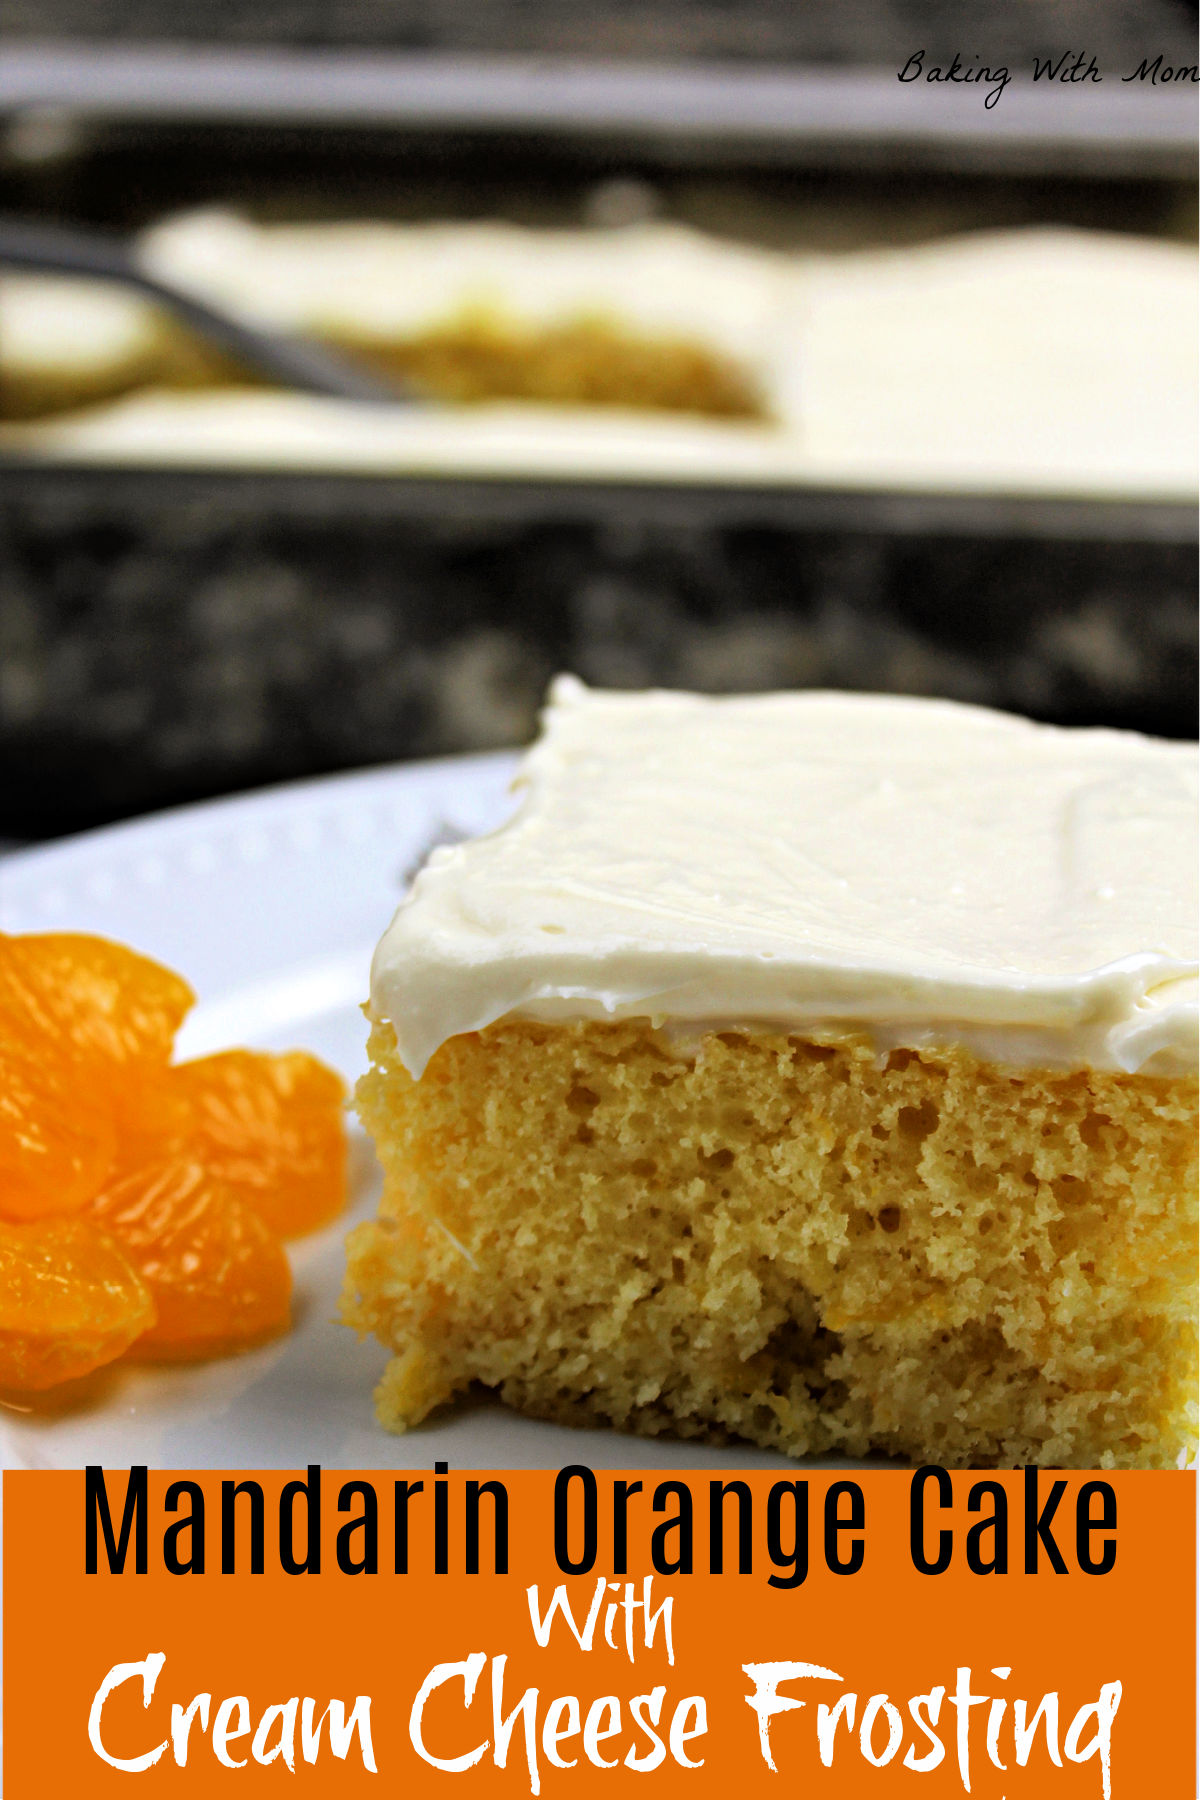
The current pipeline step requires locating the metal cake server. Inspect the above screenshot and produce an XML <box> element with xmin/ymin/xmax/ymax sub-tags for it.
<box><xmin>0</xmin><ymin>213</ymin><xmax>408</xmax><ymax>405</ymax></box>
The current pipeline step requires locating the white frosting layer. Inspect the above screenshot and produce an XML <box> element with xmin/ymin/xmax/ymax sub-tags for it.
<box><xmin>785</xmin><ymin>228</ymin><xmax>1198</xmax><ymax>497</ymax></box>
<box><xmin>371</xmin><ymin>679</ymin><xmax>1199</xmax><ymax>1080</ymax></box>
<box><xmin>0</xmin><ymin>275</ymin><xmax>155</xmax><ymax>378</ymax></box>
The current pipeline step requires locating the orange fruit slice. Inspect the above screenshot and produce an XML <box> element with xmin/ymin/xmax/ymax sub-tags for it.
<box><xmin>0</xmin><ymin>1054</ymin><xmax>117</xmax><ymax>1221</ymax></box>
<box><xmin>91</xmin><ymin>1156</ymin><xmax>292</xmax><ymax>1359</ymax></box>
<box><xmin>0</xmin><ymin>1216</ymin><xmax>156</xmax><ymax>1389</ymax></box>
<box><xmin>0</xmin><ymin>933</ymin><xmax>193</xmax><ymax>1219</ymax></box>
<box><xmin>0</xmin><ymin>930</ymin><xmax>346</xmax><ymax>1374</ymax></box>
<box><xmin>169</xmin><ymin>1050</ymin><xmax>348</xmax><ymax>1238</ymax></box>
<box><xmin>0</xmin><ymin>932</ymin><xmax>193</xmax><ymax>1073</ymax></box>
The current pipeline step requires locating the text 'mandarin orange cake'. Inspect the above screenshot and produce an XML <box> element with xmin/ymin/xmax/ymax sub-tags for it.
<box><xmin>345</xmin><ymin>679</ymin><xmax>1198</xmax><ymax>1468</ymax></box>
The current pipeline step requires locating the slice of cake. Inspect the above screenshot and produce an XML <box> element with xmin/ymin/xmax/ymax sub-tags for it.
<box><xmin>344</xmin><ymin>679</ymin><xmax>1198</xmax><ymax>1468</ymax></box>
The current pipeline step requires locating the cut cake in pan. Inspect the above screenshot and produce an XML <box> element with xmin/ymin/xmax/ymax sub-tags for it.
<box><xmin>5</xmin><ymin>220</ymin><xmax>1195</xmax><ymax>504</ymax></box>
<box><xmin>344</xmin><ymin>678</ymin><xmax>1199</xmax><ymax>1468</ymax></box>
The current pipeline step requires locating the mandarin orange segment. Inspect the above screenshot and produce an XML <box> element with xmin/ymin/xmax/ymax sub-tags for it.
<box><xmin>0</xmin><ymin>931</ymin><xmax>194</xmax><ymax>1218</ymax></box>
<box><xmin>167</xmin><ymin>1050</ymin><xmax>348</xmax><ymax>1238</ymax></box>
<box><xmin>0</xmin><ymin>928</ymin><xmax>346</xmax><ymax>1374</ymax></box>
<box><xmin>0</xmin><ymin>1216</ymin><xmax>156</xmax><ymax>1389</ymax></box>
<box><xmin>91</xmin><ymin>1156</ymin><xmax>292</xmax><ymax>1358</ymax></box>
<box><xmin>0</xmin><ymin>1052</ymin><xmax>117</xmax><ymax>1220</ymax></box>
<box><xmin>107</xmin><ymin>1069</ymin><xmax>195</xmax><ymax>1177</ymax></box>
<box><xmin>0</xmin><ymin>933</ymin><xmax>193</xmax><ymax>1075</ymax></box>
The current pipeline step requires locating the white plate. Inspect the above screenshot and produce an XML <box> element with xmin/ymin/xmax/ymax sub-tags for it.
<box><xmin>0</xmin><ymin>757</ymin><xmax>841</xmax><ymax>1472</ymax></box>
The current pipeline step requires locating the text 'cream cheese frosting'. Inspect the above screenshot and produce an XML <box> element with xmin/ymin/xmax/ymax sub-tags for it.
<box><xmin>370</xmin><ymin>678</ymin><xmax>1199</xmax><ymax>1079</ymax></box>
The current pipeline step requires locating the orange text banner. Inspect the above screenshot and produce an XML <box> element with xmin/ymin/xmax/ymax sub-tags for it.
<box><xmin>3</xmin><ymin>1467</ymin><xmax>1194</xmax><ymax>1798</ymax></box>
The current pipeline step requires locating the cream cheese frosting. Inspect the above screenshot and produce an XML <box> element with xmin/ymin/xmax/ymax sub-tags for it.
<box><xmin>371</xmin><ymin>678</ymin><xmax>1199</xmax><ymax>1079</ymax></box>
<box><xmin>0</xmin><ymin>276</ymin><xmax>156</xmax><ymax>382</ymax></box>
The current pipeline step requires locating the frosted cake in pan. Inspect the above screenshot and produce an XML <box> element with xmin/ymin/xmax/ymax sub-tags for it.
<box><xmin>3</xmin><ymin>211</ymin><xmax>794</xmax><ymax>422</ymax></box>
<box><xmin>2</xmin><ymin>218</ymin><xmax>1195</xmax><ymax>498</ymax></box>
<box><xmin>345</xmin><ymin>679</ymin><xmax>1198</xmax><ymax>1468</ymax></box>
